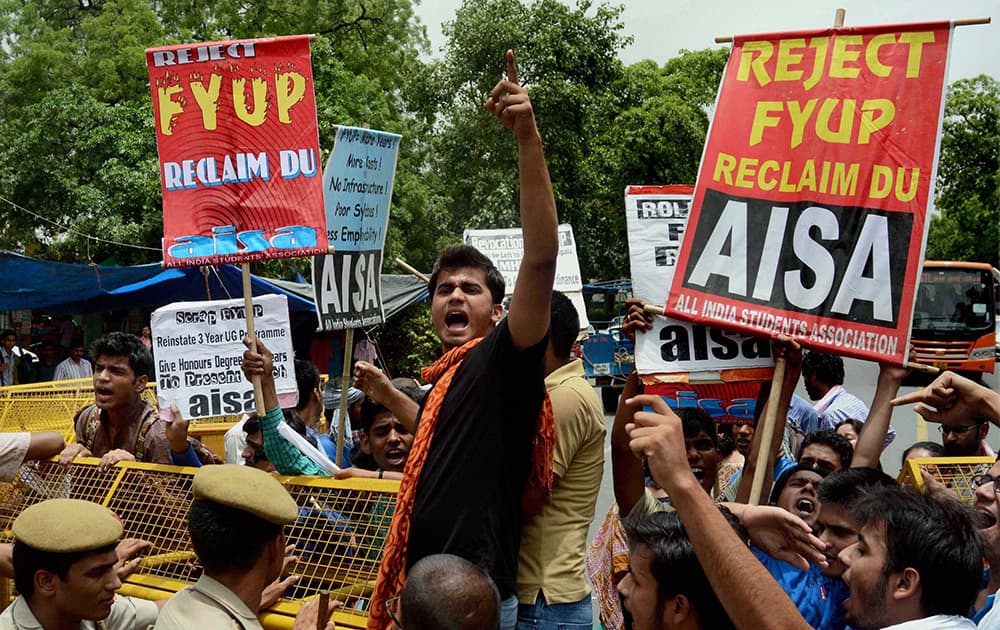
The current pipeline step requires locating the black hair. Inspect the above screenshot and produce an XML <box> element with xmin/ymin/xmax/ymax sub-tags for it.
<box><xmin>717</xmin><ymin>433</ymin><xmax>736</xmax><ymax>458</ymax></box>
<box><xmin>817</xmin><ymin>468</ymin><xmax>898</xmax><ymax>510</ymax></box>
<box><xmin>428</xmin><ymin>244</ymin><xmax>505</xmax><ymax>305</ymax></box>
<box><xmin>283</xmin><ymin>409</ymin><xmax>318</xmax><ymax>449</ymax></box>
<box><xmin>801</xmin><ymin>351</ymin><xmax>845</xmax><ymax>386</ymax></box>
<box><xmin>624</xmin><ymin>509</ymin><xmax>742</xmax><ymax>630</ymax></box>
<box><xmin>91</xmin><ymin>332</ymin><xmax>153</xmax><ymax>380</ymax></box>
<box><xmin>901</xmin><ymin>441</ymin><xmax>946</xmax><ymax>466</ymax></box>
<box><xmin>243</xmin><ymin>414</ymin><xmax>261</xmax><ymax>435</ymax></box>
<box><xmin>835</xmin><ymin>418</ymin><xmax>864</xmax><ymax>435</ymax></box>
<box><xmin>797</xmin><ymin>429</ymin><xmax>854</xmax><ymax>469</ymax></box>
<box><xmin>13</xmin><ymin>541</ymin><xmax>117</xmax><ymax>598</ymax></box>
<box><xmin>400</xmin><ymin>553</ymin><xmax>501</xmax><ymax>629</ymax></box>
<box><xmin>770</xmin><ymin>463</ymin><xmax>829</xmax><ymax>504</ymax></box>
<box><xmin>294</xmin><ymin>359</ymin><xmax>320</xmax><ymax>411</ymax></box>
<box><xmin>188</xmin><ymin>500</ymin><xmax>283</xmax><ymax>574</ymax></box>
<box><xmin>360</xmin><ymin>387</ymin><xmax>422</xmax><ymax>435</ymax></box>
<box><xmin>548</xmin><ymin>290</ymin><xmax>579</xmax><ymax>360</ymax></box>
<box><xmin>853</xmin><ymin>485</ymin><xmax>984</xmax><ymax>618</ymax></box>
<box><xmin>678</xmin><ymin>408</ymin><xmax>718</xmax><ymax>448</ymax></box>
<box><xmin>1</xmin><ymin>329</ymin><xmax>15</xmax><ymax>341</ymax></box>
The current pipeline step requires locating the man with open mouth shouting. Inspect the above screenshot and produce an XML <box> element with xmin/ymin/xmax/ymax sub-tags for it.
<box><xmin>365</xmin><ymin>49</ymin><xmax>561</xmax><ymax>630</ymax></box>
<box><xmin>58</xmin><ymin>332</ymin><xmax>174</xmax><ymax>469</ymax></box>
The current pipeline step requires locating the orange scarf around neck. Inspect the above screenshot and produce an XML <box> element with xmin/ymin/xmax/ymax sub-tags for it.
<box><xmin>366</xmin><ymin>335</ymin><xmax>555</xmax><ymax>629</ymax></box>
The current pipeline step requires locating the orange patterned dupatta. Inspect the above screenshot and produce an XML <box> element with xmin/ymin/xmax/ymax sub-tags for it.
<box><xmin>366</xmin><ymin>335</ymin><xmax>555</xmax><ymax>629</ymax></box>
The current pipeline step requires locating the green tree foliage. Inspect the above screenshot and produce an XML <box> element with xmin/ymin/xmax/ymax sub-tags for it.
<box><xmin>426</xmin><ymin>0</ymin><xmax>728</xmax><ymax>279</ymax></box>
<box><xmin>428</xmin><ymin>0</ymin><xmax>631</xmax><ymax>277</ymax></box>
<box><xmin>926</xmin><ymin>75</ymin><xmax>999</xmax><ymax>267</ymax></box>
<box><xmin>0</xmin><ymin>0</ymin><xmax>435</xmax><ymax>266</ymax></box>
<box><xmin>581</xmin><ymin>49</ymin><xmax>728</xmax><ymax>277</ymax></box>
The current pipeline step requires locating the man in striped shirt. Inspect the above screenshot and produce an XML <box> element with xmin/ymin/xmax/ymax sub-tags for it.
<box><xmin>54</xmin><ymin>343</ymin><xmax>93</xmax><ymax>381</ymax></box>
<box><xmin>801</xmin><ymin>350</ymin><xmax>895</xmax><ymax>445</ymax></box>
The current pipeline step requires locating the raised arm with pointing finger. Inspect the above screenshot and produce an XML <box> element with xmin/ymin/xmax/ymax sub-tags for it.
<box><xmin>486</xmin><ymin>50</ymin><xmax>559</xmax><ymax>350</ymax></box>
<box><xmin>367</xmin><ymin>51</ymin><xmax>559</xmax><ymax>630</ymax></box>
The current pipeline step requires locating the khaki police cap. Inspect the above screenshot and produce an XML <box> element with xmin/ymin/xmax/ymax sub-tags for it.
<box><xmin>192</xmin><ymin>464</ymin><xmax>298</xmax><ymax>525</ymax></box>
<box><xmin>13</xmin><ymin>499</ymin><xmax>122</xmax><ymax>553</ymax></box>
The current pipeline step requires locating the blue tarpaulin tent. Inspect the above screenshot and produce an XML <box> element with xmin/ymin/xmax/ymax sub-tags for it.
<box><xmin>0</xmin><ymin>251</ymin><xmax>427</xmax><ymax>318</ymax></box>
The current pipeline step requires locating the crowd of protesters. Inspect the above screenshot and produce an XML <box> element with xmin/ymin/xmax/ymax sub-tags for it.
<box><xmin>0</xmin><ymin>49</ymin><xmax>999</xmax><ymax>630</ymax></box>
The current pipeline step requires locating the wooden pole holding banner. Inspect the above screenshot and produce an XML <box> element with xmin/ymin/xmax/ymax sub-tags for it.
<box><xmin>242</xmin><ymin>263</ymin><xmax>265</xmax><ymax>415</ymax></box>
<box><xmin>713</xmin><ymin>13</ymin><xmax>989</xmax><ymax>42</ymax></box>
<box><xmin>317</xmin><ymin>590</ymin><xmax>330</xmax><ymax>630</ymax></box>
<box><xmin>394</xmin><ymin>256</ymin><xmax>430</xmax><ymax>283</ymax></box>
<box><xmin>748</xmin><ymin>357</ymin><xmax>785</xmax><ymax>505</ymax></box>
<box><xmin>335</xmin><ymin>329</ymin><xmax>354</xmax><ymax>468</ymax></box>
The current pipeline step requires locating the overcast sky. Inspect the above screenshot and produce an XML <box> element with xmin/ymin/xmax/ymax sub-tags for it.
<box><xmin>413</xmin><ymin>0</ymin><xmax>998</xmax><ymax>83</ymax></box>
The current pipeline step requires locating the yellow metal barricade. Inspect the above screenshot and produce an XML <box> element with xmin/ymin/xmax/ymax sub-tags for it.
<box><xmin>897</xmin><ymin>456</ymin><xmax>994</xmax><ymax>502</ymax></box>
<box><xmin>0</xmin><ymin>380</ymin><xmax>238</xmax><ymax>449</ymax></box>
<box><xmin>0</xmin><ymin>459</ymin><xmax>397</xmax><ymax>629</ymax></box>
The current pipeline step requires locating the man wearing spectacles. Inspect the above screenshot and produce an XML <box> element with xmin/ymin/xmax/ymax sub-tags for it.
<box><xmin>939</xmin><ymin>419</ymin><xmax>991</xmax><ymax>457</ymax></box>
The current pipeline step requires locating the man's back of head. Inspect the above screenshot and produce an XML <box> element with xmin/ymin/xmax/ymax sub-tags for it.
<box><xmin>801</xmin><ymin>351</ymin><xmax>845</xmax><ymax>387</ymax></box>
<box><xmin>547</xmin><ymin>290</ymin><xmax>579</xmax><ymax>364</ymax></box>
<box><xmin>817</xmin><ymin>467</ymin><xmax>897</xmax><ymax>510</ymax></box>
<box><xmin>187</xmin><ymin>465</ymin><xmax>298</xmax><ymax>579</ymax></box>
<box><xmin>293</xmin><ymin>359</ymin><xmax>321</xmax><ymax>413</ymax></box>
<box><xmin>400</xmin><ymin>553</ymin><xmax>501</xmax><ymax>630</ymax></box>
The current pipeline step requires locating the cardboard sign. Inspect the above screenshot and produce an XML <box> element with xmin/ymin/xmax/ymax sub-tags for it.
<box><xmin>151</xmin><ymin>295</ymin><xmax>297</xmax><ymax>420</ymax></box>
<box><xmin>463</xmin><ymin>224</ymin><xmax>590</xmax><ymax>329</ymax></box>
<box><xmin>664</xmin><ymin>22</ymin><xmax>952</xmax><ymax>365</ymax></box>
<box><xmin>312</xmin><ymin>126</ymin><xmax>401</xmax><ymax>330</ymax></box>
<box><xmin>644</xmin><ymin>380</ymin><xmax>764</xmax><ymax>424</ymax></box>
<box><xmin>627</xmin><ymin>186</ymin><xmax>775</xmax><ymax>377</ymax></box>
<box><xmin>148</xmin><ymin>36</ymin><xmax>328</xmax><ymax>267</ymax></box>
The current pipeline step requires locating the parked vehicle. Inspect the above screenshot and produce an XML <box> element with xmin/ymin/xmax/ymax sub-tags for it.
<box><xmin>580</xmin><ymin>281</ymin><xmax>634</xmax><ymax>412</ymax></box>
<box><xmin>910</xmin><ymin>261</ymin><xmax>998</xmax><ymax>378</ymax></box>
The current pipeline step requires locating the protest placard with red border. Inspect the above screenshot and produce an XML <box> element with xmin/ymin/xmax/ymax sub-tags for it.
<box><xmin>147</xmin><ymin>35</ymin><xmax>328</xmax><ymax>267</ymax></box>
<box><xmin>664</xmin><ymin>22</ymin><xmax>953</xmax><ymax>365</ymax></box>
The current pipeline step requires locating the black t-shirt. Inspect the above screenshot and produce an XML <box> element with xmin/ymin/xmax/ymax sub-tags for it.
<box><xmin>407</xmin><ymin>318</ymin><xmax>547</xmax><ymax>598</ymax></box>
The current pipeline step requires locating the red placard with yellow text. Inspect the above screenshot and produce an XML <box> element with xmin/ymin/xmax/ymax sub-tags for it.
<box><xmin>147</xmin><ymin>35</ymin><xmax>328</xmax><ymax>267</ymax></box>
<box><xmin>664</xmin><ymin>22</ymin><xmax>952</xmax><ymax>365</ymax></box>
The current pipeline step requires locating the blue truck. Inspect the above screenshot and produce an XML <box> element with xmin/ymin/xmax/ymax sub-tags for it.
<box><xmin>580</xmin><ymin>281</ymin><xmax>635</xmax><ymax>412</ymax></box>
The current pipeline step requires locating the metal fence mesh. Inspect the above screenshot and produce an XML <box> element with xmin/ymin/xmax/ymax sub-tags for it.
<box><xmin>898</xmin><ymin>455</ymin><xmax>994</xmax><ymax>502</ymax></box>
<box><xmin>0</xmin><ymin>459</ymin><xmax>396</xmax><ymax>628</ymax></box>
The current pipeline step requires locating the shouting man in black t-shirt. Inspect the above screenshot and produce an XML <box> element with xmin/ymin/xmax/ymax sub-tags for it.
<box><xmin>366</xmin><ymin>49</ymin><xmax>559</xmax><ymax>630</ymax></box>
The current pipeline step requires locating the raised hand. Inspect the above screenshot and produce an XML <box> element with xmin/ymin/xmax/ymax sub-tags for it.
<box><xmin>891</xmin><ymin>370</ymin><xmax>1000</xmax><ymax>427</ymax></box>
<box><xmin>486</xmin><ymin>50</ymin><xmax>539</xmax><ymax>142</ymax></box>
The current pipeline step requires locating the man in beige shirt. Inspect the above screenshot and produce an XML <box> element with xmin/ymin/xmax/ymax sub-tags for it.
<box><xmin>0</xmin><ymin>498</ymin><xmax>159</xmax><ymax>630</ymax></box>
<box><xmin>155</xmin><ymin>465</ymin><xmax>335</xmax><ymax>630</ymax></box>
<box><xmin>516</xmin><ymin>291</ymin><xmax>606</xmax><ymax>627</ymax></box>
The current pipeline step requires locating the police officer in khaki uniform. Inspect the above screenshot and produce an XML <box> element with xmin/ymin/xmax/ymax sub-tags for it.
<box><xmin>155</xmin><ymin>465</ymin><xmax>336</xmax><ymax>629</ymax></box>
<box><xmin>0</xmin><ymin>498</ymin><xmax>159</xmax><ymax>629</ymax></box>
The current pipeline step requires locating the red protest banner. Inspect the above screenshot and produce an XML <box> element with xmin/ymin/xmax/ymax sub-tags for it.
<box><xmin>147</xmin><ymin>35</ymin><xmax>328</xmax><ymax>267</ymax></box>
<box><xmin>664</xmin><ymin>22</ymin><xmax>952</xmax><ymax>365</ymax></box>
<box><xmin>643</xmin><ymin>380</ymin><xmax>764</xmax><ymax>424</ymax></box>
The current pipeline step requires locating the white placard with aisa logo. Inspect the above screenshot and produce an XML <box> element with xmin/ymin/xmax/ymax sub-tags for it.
<box><xmin>151</xmin><ymin>294</ymin><xmax>297</xmax><ymax>420</ymax></box>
